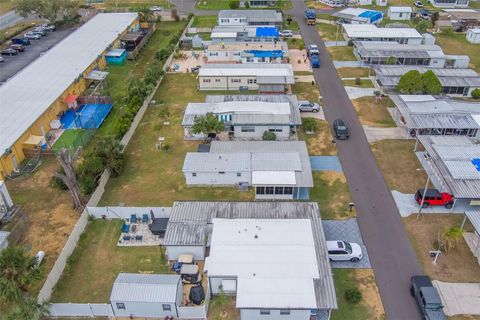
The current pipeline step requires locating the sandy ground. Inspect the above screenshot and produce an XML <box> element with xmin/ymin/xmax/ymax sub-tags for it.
<box><xmin>169</xmin><ymin>51</ymin><xmax>206</xmax><ymax>73</ymax></box>
<box><xmin>355</xmin><ymin>269</ymin><xmax>386</xmax><ymax>320</ymax></box>
<box><xmin>289</xmin><ymin>49</ymin><xmax>312</xmax><ymax>72</ymax></box>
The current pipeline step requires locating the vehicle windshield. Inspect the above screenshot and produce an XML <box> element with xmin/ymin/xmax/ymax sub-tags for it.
<box><xmin>338</xmin><ymin>126</ymin><xmax>347</xmax><ymax>131</ymax></box>
<box><xmin>426</xmin><ymin>303</ymin><xmax>443</xmax><ymax>310</ymax></box>
<box><xmin>344</xmin><ymin>242</ymin><xmax>353</xmax><ymax>254</ymax></box>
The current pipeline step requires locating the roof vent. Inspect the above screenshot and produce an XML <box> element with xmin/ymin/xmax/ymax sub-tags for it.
<box><xmin>254</xmin><ymin>234</ymin><xmax>258</xmax><ymax>239</ymax></box>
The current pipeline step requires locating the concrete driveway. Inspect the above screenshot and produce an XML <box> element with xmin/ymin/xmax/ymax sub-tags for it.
<box><xmin>290</xmin><ymin>1</ymin><xmax>422</xmax><ymax>318</ymax></box>
<box><xmin>363</xmin><ymin>125</ymin><xmax>407</xmax><ymax>143</ymax></box>
<box><xmin>433</xmin><ymin>281</ymin><xmax>480</xmax><ymax>316</ymax></box>
<box><xmin>344</xmin><ymin>86</ymin><xmax>376</xmax><ymax>99</ymax></box>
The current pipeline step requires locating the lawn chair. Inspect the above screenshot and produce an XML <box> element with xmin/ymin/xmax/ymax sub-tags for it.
<box><xmin>135</xmin><ymin>235</ymin><xmax>143</xmax><ymax>241</ymax></box>
<box><xmin>123</xmin><ymin>235</ymin><xmax>131</xmax><ymax>241</ymax></box>
<box><xmin>142</xmin><ymin>214</ymin><xmax>149</xmax><ymax>224</ymax></box>
<box><xmin>121</xmin><ymin>223</ymin><xmax>130</xmax><ymax>233</ymax></box>
<box><xmin>130</xmin><ymin>214</ymin><xmax>137</xmax><ymax>224</ymax></box>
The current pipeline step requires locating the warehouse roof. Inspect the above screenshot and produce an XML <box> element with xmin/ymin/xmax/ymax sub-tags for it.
<box><xmin>198</xmin><ymin>64</ymin><xmax>294</xmax><ymax>84</ymax></box>
<box><xmin>110</xmin><ymin>273</ymin><xmax>180</xmax><ymax>303</ymax></box>
<box><xmin>163</xmin><ymin>201</ymin><xmax>337</xmax><ymax>310</ymax></box>
<box><xmin>0</xmin><ymin>13</ymin><xmax>137</xmax><ymax>155</ymax></box>
<box><xmin>374</xmin><ymin>66</ymin><xmax>480</xmax><ymax>88</ymax></box>
<box><xmin>417</xmin><ymin>135</ymin><xmax>480</xmax><ymax>199</ymax></box>
<box><xmin>218</xmin><ymin>9</ymin><xmax>283</xmax><ymax>22</ymax></box>
<box><xmin>390</xmin><ymin>95</ymin><xmax>480</xmax><ymax>129</ymax></box>
<box><xmin>342</xmin><ymin>24</ymin><xmax>422</xmax><ymax>39</ymax></box>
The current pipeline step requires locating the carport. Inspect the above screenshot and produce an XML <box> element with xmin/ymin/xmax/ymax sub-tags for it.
<box><xmin>461</xmin><ymin>211</ymin><xmax>480</xmax><ymax>264</ymax></box>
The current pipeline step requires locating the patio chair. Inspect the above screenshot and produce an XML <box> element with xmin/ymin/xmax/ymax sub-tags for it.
<box><xmin>142</xmin><ymin>214</ymin><xmax>149</xmax><ymax>224</ymax></box>
<box><xmin>130</xmin><ymin>214</ymin><xmax>137</xmax><ymax>224</ymax></box>
<box><xmin>123</xmin><ymin>235</ymin><xmax>131</xmax><ymax>241</ymax></box>
<box><xmin>121</xmin><ymin>223</ymin><xmax>130</xmax><ymax>233</ymax></box>
<box><xmin>135</xmin><ymin>235</ymin><xmax>143</xmax><ymax>241</ymax></box>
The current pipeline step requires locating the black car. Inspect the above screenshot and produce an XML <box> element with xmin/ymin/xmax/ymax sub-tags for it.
<box><xmin>333</xmin><ymin>118</ymin><xmax>349</xmax><ymax>140</ymax></box>
<box><xmin>1</xmin><ymin>48</ymin><xmax>18</xmax><ymax>56</ymax></box>
<box><xmin>410</xmin><ymin>275</ymin><xmax>446</xmax><ymax>320</ymax></box>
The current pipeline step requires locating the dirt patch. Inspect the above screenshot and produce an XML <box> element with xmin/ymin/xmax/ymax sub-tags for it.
<box><xmin>322</xmin><ymin>171</ymin><xmax>346</xmax><ymax>185</ymax></box>
<box><xmin>404</xmin><ymin>214</ymin><xmax>480</xmax><ymax>283</ymax></box>
<box><xmin>352</xmin><ymin>97</ymin><xmax>396</xmax><ymax>127</ymax></box>
<box><xmin>299</xmin><ymin>119</ymin><xmax>336</xmax><ymax>156</ymax></box>
<box><xmin>310</xmin><ymin>172</ymin><xmax>354</xmax><ymax>220</ymax></box>
<box><xmin>355</xmin><ymin>269</ymin><xmax>385</xmax><ymax>320</ymax></box>
<box><xmin>289</xmin><ymin>49</ymin><xmax>311</xmax><ymax>72</ymax></box>
<box><xmin>208</xmin><ymin>296</ymin><xmax>240</xmax><ymax>320</ymax></box>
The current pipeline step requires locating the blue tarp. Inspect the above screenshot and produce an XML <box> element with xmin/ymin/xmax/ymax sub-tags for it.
<box><xmin>472</xmin><ymin>158</ymin><xmax>480</xmax><ymax>171</ymax></box>
<box><xmin>244</xmin><ymin>50</ymin><xmax>284</xmax><ymax>58</ymax></box>
<box><xmin>255</xmin><ymin>27</ymin><xmax>279</xmax><ymax>38</ymax></box>
<box><xmin>358</xmin><ymin>10</ymin><xmax>383</xmax><ymax>24</ymax></box>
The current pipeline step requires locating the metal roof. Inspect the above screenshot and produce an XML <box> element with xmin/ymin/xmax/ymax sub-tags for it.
<box><xmin>354</xmin><ymin>41</ymin><xmax>444</xmax><ymax>59</ymax></box>
<box><xmin>342</xmin><ymin>24</ymin><xmax>422</xmax><ymax>39</ymax></box>
<box><xmin>110</xmin><ymin>273</ymin><xmax>180</xmax><ymax>303</ymax></box>
<box><xmin>251</xmin><ymin>152</ymin><xmax>301</xmax><ymax>170</ymax></box>
<box><xmin>198</xmin><ymin>64</ymin><xmax>294</xmax><ymax>84</ymax></box>
<box><xmin>218</xmin><ymin>9</ymin><xmax>283</xmax><ymax>22</ymax></box>
<box><xmin>390</xmin><ymin>95</ymin><xmax>480</xmax><ymax>129</ymax></box>
<box><xmin>163</xmin><ymin>222</ymin><xmax>207</xmax><ymax>246</ymax></box>
<box><xmin>388</xmin><ymin>6</ymin><xmax>413</xmax><ymax>12</ymax></box>
<box><xmin>163</xmin><ymin>201</ymin><xmax>337</xmax><ymax>310</ymax></box>
<box><xmin>183</xmin><ymin>152</ymin><xmax>251</xmax><ymax>172</ymax></box>
<box><xmin>417</xmin><ymin>135</ymin><xmax>480</xmax><ymax>199</ymax></box>
<box><xmin>465</xmin><ymin>211</ymin><xmax>480</xmax><ymax>233</ymax></box>
<box><xmin>0</xmin><ymin>13</ymin><xmax>138</xmax><ymax>155</ymax></box>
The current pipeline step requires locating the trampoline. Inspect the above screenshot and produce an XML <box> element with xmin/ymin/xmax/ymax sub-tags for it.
<box><xmin>60</xmin><ymin>103</ymin><xmax>113</xmax><ymax>129</ymax></box>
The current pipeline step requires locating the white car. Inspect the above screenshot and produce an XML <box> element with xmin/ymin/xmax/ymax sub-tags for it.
<box><xmin>413</xmin><ymin>0</ymin><xmax>424</xmax><ymax>7</ymax></box>
<box><xmin>280</xmin><ymin>30</ymin><xmax>293</xmax><ymax>37</ymax></box>
<box><xmin>298</xmin><ymin>100</ymin><xmax>320</xmax><ymax>112</ymax></box>
<box><xmin>24</xmin><ymin>32</ymin><xmax>41</xmax><ymax>40</ymax></box>
<box><xmin>307</xmin><ymin>44</ymin><xmax>320</xmax><ymax>56</ymax></box>
<box><xmin>327</xmin><ymin>240</ymin><xmax>363</xmax><ymax>262</ymax></box>
<box><xmin>150</xmin><ymin>5</ymin><xmax>163</xmax><ymax>11</ymax></box>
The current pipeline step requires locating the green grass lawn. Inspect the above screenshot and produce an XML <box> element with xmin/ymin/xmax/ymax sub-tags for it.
<box><xmin>191</xmin><ymin>15</ymin><xmax>217</xmax><ymax>28</ymax></box>
<box><xmin>327</xmin><ymin>46</ymin><xmax>356</xmax><ymax>61</ymax></box>
<box><xmin>293</xmin><ymin>81</ymin><xmax>321</xmax><ymax>101</ymax></box>
<box><xmin>51</xmin><ymin>219</ymin><xmax>170</xmax><ymax>303</ymax></box>
<box><xmin>102</xmin><ymin>0</ymin><xmax>171</xmax><ymax>9</ymax></box>
<box><xmin>100</xmin><ymin>73</ymin><xmax>255</xmax><ymax>206</ymax></box>
<box><xmin>380</xmin><ymin>18</ymin><xmax>415</xmax><ymax>27</ymax></box>
<box><xmin>352</xmin><ymin>96</ymin><xmax>396</xmax><ymax>127</ymax></box>
<box><xmin>317</xmin><ymin>22</ymin><xmax>341</xmax><ymax>41</ymax></box>
<box><xmin>310</xmin><ymin>172</ymin><xmax>354</xmax><ymax>220</ymax></box>
<box><xmin>283</xmin><ymin>14</ymin><xmax>299</xmax><ymax>31</ymax></box>
<box><xmin>436</xmin><ymin>31</ymin><xmax>480</xmax><ymax>72</ymax></box>
<box><xmin>195</xmin><ymin>0</ymin><xmax>291</xmax><ymax>9</ymax></box>
<box><xmin>52</xmin><ymin>129</ymin><xmax>96</xmax><ymax>153</ymax></box>
<box><xmin>342</xmin><ymin>79</ymin><xmax>374</xmax><ymax>88</ymax></box>
<box><xmin>286</xmin><ymin>37</ymin><xmax>305</xmax><ymax>49</ymax></box>
<box><xmin>337</xmin><ymin>67</ymin><xmax>370</xmax><ymax>79</ymax></box>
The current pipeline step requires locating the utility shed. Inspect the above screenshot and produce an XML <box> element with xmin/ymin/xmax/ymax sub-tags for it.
<box><xmin>110</xmin><ymin>273</ymin><xmax>182</xmax><ymax>318</ymax></box>
<box><xmin>387</xmin><ymin>6</ymin><xmax>413</xmax><ymax>20</ymax></box>
<box><xmin>467</xmin><ymin>28</ymin><xmax>480</xmax><ymax>44</ymax></box>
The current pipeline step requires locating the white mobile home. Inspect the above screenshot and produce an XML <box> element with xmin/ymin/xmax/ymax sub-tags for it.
<box><xmin>198</xmin><ymin>63</ymin><xmax>295</xmax><ymax>93</ymax></box>
<box><xmin>163</xmin><ymin>201</ymin><xmax>338</xmax><ymax>320</ymax></box>
<box><xmin>182</xmin><ymin>95</ymin><xmax>301</xmax><ymax>141</ymax></box>
<box><xmin>182</xmin><ymin>141</ymin><xmax>313</xmax><ymax>200</ymax></box>
<box><xmin>429</xmin><ymin>0</ymin><xmax>469</xmax><ymax>8</ymax></box>
<box><xmin>110</xmin><ymin>273</ymin><xmax>182</xmax><ymax>318</ymax></box>
<box><xmin>205</xmin><ymin>41</ymin><xmax>288</xmax><ymax>64</ymax></box>
<box><xmin>387</xmin><ymin>7</ymin><xmax>413</xmax><ymax>20</ymax></box>
<box><xmin>332</xmin><ymin>8</ymin><xmax>383</xmax><ymax>25</ymax></box>
<box><xmin>467</xmin><ymin>28</ymin><xmax>480</xmax><ymax>44</ymax></box>
<box><xmin>342</xmin><ymin>24</ymin><xmax>424</xmax><ymax>44</ymax></box>
<box><xmin>210</xmin><ymin>26</ymin><xmax>279</xmax><ymax>43</ymax></box>
<box><xmin>217</xmin><ymin>10</ymin><xmax>283</xmax><ymax>28</ymax></box>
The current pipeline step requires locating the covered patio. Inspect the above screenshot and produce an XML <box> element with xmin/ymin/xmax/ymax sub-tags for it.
<box><xmin>462</xmin><ymin>211</ymin><xmax>480</xmax><ymax>265</ymax></box>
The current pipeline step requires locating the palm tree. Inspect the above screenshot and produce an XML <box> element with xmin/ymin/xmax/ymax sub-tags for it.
<box><xmin>439</xmin><ymin>225</ymin><xmax>463</xmax><ymax>252</ymax></box>
<box><xmin>0</xmin><ymin>247</ymin><xmax>40</xmax><ymax>302</ymax></box>
<box><xmin>137</xmin><ymin>7</ymin><xmax>154</xmax><ymax>23</ymax></box>
<box><xmin>6</xmin><ymin>297</ymin><xmax>49</xmax><ymax>320</ymax></box>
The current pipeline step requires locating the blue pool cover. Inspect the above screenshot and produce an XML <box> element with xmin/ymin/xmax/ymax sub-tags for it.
<box><xmin>255</xmin><ymin>27</ymin><xmax>279</xmax><ymax>38</ymax></box>
<box><xmin>358</xmin><ymin>10</ymin><xmax>383</xmax><ymax>23</ymax></box>
<box><xmin>244</xmin><ymin>50</ymin><xmax>284</xmax><ymax>58</ymax></box>
<box><xmin>60</xmin><ymin>103</ymin><xmax>113</xmax><ymax>129</ymax></box>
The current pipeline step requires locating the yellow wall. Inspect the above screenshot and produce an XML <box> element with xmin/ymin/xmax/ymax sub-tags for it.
<box><xmin>0</xmin><ymin>18</ymin><xmax>139</xmax><ymax>179</ymax></box>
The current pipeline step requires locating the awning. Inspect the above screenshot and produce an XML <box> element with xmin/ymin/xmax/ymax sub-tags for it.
<box><xmin>465</xmin><ymin>211</ymin><xmax>480</xmax><ymax>233</ymax></box>
<box><xmin>64</xmin><ymin>94</ymin><xmax>78</xmax><ymax>104</ymax></box>
<box><xmin>252</xmin><ymin>171</ymin><xmax>296</xmax><ymax>185</ymax></box>
<box><xmin>86</xmin><ymin>70</ymin><xmax>109</xmax><ymax>81</ymax></box>
<box><xmin>23</xmin><ymin>134</ymin><xmax>43</xmax><ymax>146</ymax></box>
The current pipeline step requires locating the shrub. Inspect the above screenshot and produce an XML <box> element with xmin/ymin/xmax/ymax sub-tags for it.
<box><xmin>229</xmin><ymin>0</ymin><xmax>240</xmax><ymax>9</ymax></box>
<box><xmin>397</xmin><ymin>70</ymin><xmax>423</xmax><ymax>94</ymax></box>
<box><xmin>421</xmin><ymin>70</ymin><xmax>442</xmax><ymax>95</ymax></box>
<box><xmin>171</xmin><ymin>7</ymin><xmax>179</xmax><ymax>21</ymax></box>
<box><xmin>344</xmin><ymin>287</ymin><xmax>362</xmax><ymax>305</ymax></box>
<box><xmin>244</xmin><ymin>1</ymin><xmax>250</xmax><ymax>8</ymax></box>
<box><xmin>298</xmin><ymin>42</ymin><xmax>305</xmax><ymax>50</ymax></box>
<box><xmin>471</xmin><ymin>88</ymin><xmax>480</xmax><ymax>99</ymax></box>
<box><xmin>302</xmin><ymin>117</ymin><xmax>318</xmax><ymax>133</ymax></box>
<box><xmin>441</xmin><ymin>27</ymin><xmax>453</xmax><ymax>36</ymax></box>
<box><xmin>355</xmin><ymin>77</ymin><xmax>361</xmax><ymax>85</ymax></box>
<box><xmin>262</xmin><ymin>131</ymin><xmax>277</xmax><ymax>141</ymax></box>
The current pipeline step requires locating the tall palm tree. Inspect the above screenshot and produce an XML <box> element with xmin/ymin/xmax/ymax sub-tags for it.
<box><xmin>6</xmin><ymin>297</ymin><xmax>49</xmax><ymax>320</ymax></box>
<box><xmin>0</xmin><ymin>247</ymin><xmax>40</xmax><ymax>302</ymax></box>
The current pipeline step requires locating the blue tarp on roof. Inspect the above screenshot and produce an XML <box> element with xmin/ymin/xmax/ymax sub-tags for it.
<box><xmin>358</xmin><ymin>10</ymin><xmax>383</xmax><ymax>23</ymax></box>
<box><xmin>244</xmin><ymin>50</ymin><xmax>284</xmax><ymax>58</ymax></box>
<box><xmin>255</xmin><ymin>27</ymin><xmax>279</xmax><ymax>38</ymax></box>
<box><xmin>472</xmin><ymin>158</ymin><xmax>480</xmax><ymax>171</ymax></box>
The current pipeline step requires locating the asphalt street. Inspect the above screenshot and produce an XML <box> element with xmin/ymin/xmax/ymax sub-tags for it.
<box><xmin>0</xmin><ymin>10</ymin><xmax>24</xmax><ymax>30</ymax></box>
<box><xmin>289</xmin><ymin>1</ymin><xmax>423</xmax><ymax>319</ymax></box>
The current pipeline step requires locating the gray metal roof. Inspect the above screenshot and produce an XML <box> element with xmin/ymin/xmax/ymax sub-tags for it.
<box><xmin>199</xmin><ymin>64</ymin><xmax>295</xmax><ymax>85</ymax></box>
<box><xmin>354</xmin><ymin>41</ymin><xmax>444</xmax><ymax>59</ymax></box>
<box><xmin>183</xmin><ymin>152</ymin><xmax>251</xmax><ymax>172</ymax></box>
<box><xmin>374</xmin><ymin>66</ymin><xmax>480</xmax><ymax>88</ymax></box>
<box><xmin>163</xmin><ymin>201</ymin><xmax>337</xmax><ymax>310</ymax></box>
<box><xmin>390</xmin><ymin>95</ymin><xmax>480</xmax><ymax>129</ymax></box>
<box><xmin>218</xmin><ymin>9</ymin><xmax>283</xmax><ymax>22</ymax></box>
<box><xmin>163</xmin><ymin>222</ymin><xmax>207</xmax><ymax>246</ymax></box>
<box><xmin>110</xmin><ymin>273</ymin><xmax>180</xmax><ymax>303</ymax></box>
<box><xmin>417</xmin><ymin>135</ymin><xmax>480</xmax><ymax>199</ymax></box>
<box><xmin>465</xmin><ymin>211</ymin><xmax>480</xmax><ymax>233</ymax></box>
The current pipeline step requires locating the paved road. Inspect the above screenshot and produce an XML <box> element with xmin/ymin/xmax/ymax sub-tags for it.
<box><xmin>289</xmin><ymin>2</ymin><xmax>422</xmax><ymax>319</ymax></box>
<box><xmin>0</xmin><ymin>10</ymin><xmax>23</xmax><ymax>30</ymax></box>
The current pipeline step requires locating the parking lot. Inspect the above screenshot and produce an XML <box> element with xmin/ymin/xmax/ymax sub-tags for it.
<box><xmin>0</xmin><ymin>27</ymin><xmax>73</xmax><ymax>83</ymax></box>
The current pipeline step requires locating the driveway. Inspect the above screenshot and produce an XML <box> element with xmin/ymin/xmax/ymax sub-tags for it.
<box><xmin>310</xmin><ymin>156</ymin><xmax>342</xmax><ymax>172</ymax></box>
<box><xmin>392</xmin><ymin>191</ymin><xmax>473</xmax><ymax>217</ymax></box>
<box><xmin>0</xmin><ymin>11</ymin><xmax>24</xmax><ymax>30</ymax></box>
<box><xmin>433</xmin><ymin>281</ymin><xmax>480</xmax><ymax>316</ymax></box>
<box><xmin>290</xmin><ymin>1</ymin><xmax>422</xmax><ymax>319</ymax></box>
<box><xmin>323</xmin><ymin>218</ymin><xmax>372</xmax><ymax>268</ymax></box>
<box><xmin>344</xmin><ymin>86</ymin><xmax>376</xmax><ymax>99</ymax></box>
<box><xmin>363</xmin><ymin>125</ymin><xmax>407</xmax><ymax>143</ymax></box>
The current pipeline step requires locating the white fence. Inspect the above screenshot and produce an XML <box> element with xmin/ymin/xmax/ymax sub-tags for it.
<box><xmin>49</xmin><ymin>303</ymin><xmax>114</xmax><ymax>317</ymax></box>
<box><xmin>37</xmin><ymin>18</ymin><xmax>194</xmax><ymax>305</ymax></box>
<box><xmin>87</xmin><ymin>206</ymin><xmax>171</xmax><ymax>219</ymax></box>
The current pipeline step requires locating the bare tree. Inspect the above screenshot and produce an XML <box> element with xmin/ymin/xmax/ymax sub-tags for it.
<box><xmin>53</xmin><ymin>148</ymin><xmax>84</xmax><ymax>210</ymax></box>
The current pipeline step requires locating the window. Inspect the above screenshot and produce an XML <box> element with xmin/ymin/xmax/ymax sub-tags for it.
<box><xmin>248</xmin><ymin>78</ymin><xmax>257</xmax><ymax>84</ymax></box>
<box><xmin>220</xmin><ymin>18</ymin><xmax>229</xmax><ymax>23</ymax></box>
<box><xmin>265</xmin><ymin>186</ymin><xmax>274</xmax><ymax>194</ymax></box>
<box><xmin>219</xmin><ymin>171</ymin><xmax>225</xmax><ymax>174</ymax></box>
<box><xmin>284</xmin><ymin>187</ymin><xmax>293</xmax><ymax>195</ymax></box>
<box><xmin>256</xmin><ymin>186</ymin><xmax>265</xmax><ymax>194</ymax></box>
<box><xmin>241</xmin><ymin>126</ymin><xmax>255</xmax><ymax>132</ymax></box>
<box><xmin>231</xmin><ymin>78</ymin><xmax>241</xmax><ymax>83</ymax></box>
<box><xmin>215</xmin><ymin>79</ymin><xmax>221</xmax><ymax>83</ymax></box>
<box><xmin>275</xmin><ymin>187</ymin><xmax>284</xmax><ymax>195</ymax></box>
<box><xmin>162</xmin><ymin>304</ymin><xmax>171</xmax><ymax>311</ymax></box>
<box><xmin>237</xmin><ymin>172</ymin><xmax>241</xmax><ymax>177</ymax></box>
<box><xmin>192</xmin><ymin>173</ymin><xmax>197</xmax><ymax>177</ymax></box>
<box><xmin>260</xmin><ymin>310</ymin><xmax>271</xmax><ymax>315</ymax></box>
<box><xmin>268</xmin><ymin>128</ymin><xmax>282</xmax><ymax>132</ymax></box>
<box><xmin>116</xmin><ymin>303</ymin><xmax>126</xmax><ymax>310</ymax></box>
<box><xmin>280</xmin><ymin>310</ymin><xmax>291</xmax><ymax>315</ymax></box>
<box><xmin>203</xmin><ymin>79</ymin><xmax>211</xmax><ymax>83</ymax></box>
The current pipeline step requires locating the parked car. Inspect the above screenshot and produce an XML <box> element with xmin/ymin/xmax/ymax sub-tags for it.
<box><xmin>32</xmin><ymin>29</ymin><xmax>47</xmax><ymax>36</ymax></box>
<box><xmin>0</xmin><ymin>56</ymin><xmax>4</xmax><ymax>63</ymax></box>
<box><xmin>280</xmin><ymin>29</ymin><xmax>293</xmax><ymax>37</ymax></box>
<box><xmin>12</xmin><ymin>37</ymin><xmax>30</xmax><ymax>45</ymax></box>
<box><xmin>298</xmin><ymin>100</ymin><xmax>320</xmax><ymax>112</ymax></box>
<box><xmin>39</xmin><ymin>23</ymin><xmax>55</xmax><ymax>31</ymax></box>
<box><xmin>24</xmin><ymin>32</ymin><xmax>41</xmax><ymax>40</ymax></box>
<box><xmin>150</xmin><ymin>5</ymin><xmax>163</xmax><ymax>11</ymax></box>
<box><xmin>414</xmin><ymin>0</ymin><xmax>424</xmax><ymax>7</ymax></box>
<box><xmin>307</xmin><ymin>44</ymin><xmax>320</xmax><ymax>57</ymax></box>
<box><xmin>410</xmin><ymin>275</ymin><xmax>446</xmax><ymax>320</ymax></box>
<box><xmin>327</xmin><ymin>240</ymin><xmax>363</xmax><ymax>262</ymax></box>
<box><xmin>418</xmin><ymin>9</ymin><xmax>432</xmax><ymax>19</ymax></box>
<box><xmin>333</xmin><ymin>118</ymin><xmax>349</xmax><ymax>140</ymax></box>
<box><xmin>414</xmin><ymin>189</ymin><xmax>454</xmax><ymax>209</ymax></box>
<box><xmin>1</xmin><ymin>48</ymin><xmax>18</xmax><ymax>56</ymax></box>
<box><xmin>10</xmin><ymin>44</ymin><xmax>25</xmax><ymax>52</ymax></box>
